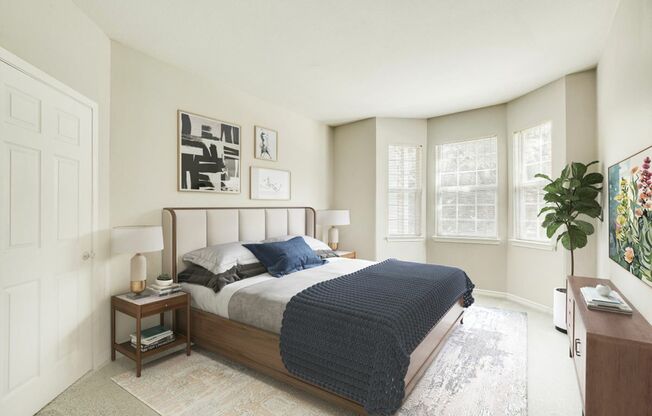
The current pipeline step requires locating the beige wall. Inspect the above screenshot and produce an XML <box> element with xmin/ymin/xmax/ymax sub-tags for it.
<box><xmin>333</xmin><ymin>118</ymin><xmax>377</xmax><ymax>260</ymax></box>
<box><xmin>565</xmin><ymin>71</ymin><xmax>598</xmax><ymax>277</ymax></box>
<box><xmin>596</xmin><ymin>0</ymin><xmax>652</xmax><ymax>322</ymax></box>
<box><xmin>506</xmin><ymin>78</ymin><xmax>568</xmax><ymax>307</ymax></box>
<box><xmin>427</xmin><ymin>105</ymin><xmax>508</xmax><ymax>292</ymax></box>
<box><xmin>110</xmin><ymin>42</ymin><xmax>334</xmax><ymax>339</ymax></box>
<box><xmin>0</xmin><ymin>0</ymin><xmax>112</xmax><ymax>367</ymax></box>
<box><xmin>376</xmin><ymin>118</ymin><xmax>427</xmax><ymax>262</ymax></box>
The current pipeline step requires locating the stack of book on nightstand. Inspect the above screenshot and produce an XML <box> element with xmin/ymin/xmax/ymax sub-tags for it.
<box><xmin>149</xmin><ymin>282</ymin><xmax>182</xmax><ymax>296</ymax></box>
<box><xmin>130</xmin><ymin>325</ymin><xmax>175</xmax><ymax>352</ymax></box>
<box><xmin>580</xmin><ymin>286</ymin><xmax>633</xmax><ymax>315</ymax></box>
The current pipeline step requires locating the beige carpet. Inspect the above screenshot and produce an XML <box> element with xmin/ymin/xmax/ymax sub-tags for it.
<box><xmin>112</xmin><ymin>306</ymin><xmax>527</xmax><ymax>416</ymax></box>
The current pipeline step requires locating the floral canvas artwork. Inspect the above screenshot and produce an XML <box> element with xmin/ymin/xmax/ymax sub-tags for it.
<box><xmin>609</xmin><ymin>146</ymin><xmax>652</xmax><ymax>286</ymax></box>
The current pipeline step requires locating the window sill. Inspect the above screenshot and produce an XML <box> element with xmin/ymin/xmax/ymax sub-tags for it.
<box><xmin>431</xmin><ymin>236</ymin><xmax>501</xmax><ymax>245</ymax></box>
<box><xmin>509</xmin><ymin>239</ymin><xmax>555</xmax><ymax>251</ymax></box>
<box><xmin>386</xmin><ymin>236</ymin><xmax>426</xmax><ymax>242</ymax></box>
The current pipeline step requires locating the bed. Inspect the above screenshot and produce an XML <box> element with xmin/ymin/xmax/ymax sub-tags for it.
<box><xmin>162</xmin><ymin>206</ymin><xmax>470</xmax><ymax>415</ymax></box>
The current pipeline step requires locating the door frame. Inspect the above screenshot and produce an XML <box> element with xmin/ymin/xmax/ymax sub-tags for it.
<box><xmin>0</xmin><ymin>46</ymin><xmax>101</xmax><ymax>368</ymax></box>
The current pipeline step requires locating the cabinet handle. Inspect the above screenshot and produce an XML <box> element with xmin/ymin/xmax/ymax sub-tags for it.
<box><xmin>575</xmin><ymin>338</ymin><xmax>582</xmax><ymax>357</ymax></box>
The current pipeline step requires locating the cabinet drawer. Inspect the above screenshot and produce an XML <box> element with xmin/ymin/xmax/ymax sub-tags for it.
<box><xmin>572</xmin><ymin>304</ymin><xmax>587</xmax><ymax>403</ymax></box>
<box><xmin>141</xmin><ymin>294</ymin><xmax>187</xmax><ymax>316</ymax></box>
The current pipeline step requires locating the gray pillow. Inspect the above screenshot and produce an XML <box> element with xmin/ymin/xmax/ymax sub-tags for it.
<box><xmin>183</xmin><ymin>241</ymin><xmax>258</xmax><ymax>274</ymax></box>
<box><xmin>178</xmin><ymin>264</ymin><xmax>241</xmax><ymax>293</ymax></box>
<box><xmin>236</xmin><ymin>262</ymin><xmax>268</xmax><ymax>278</ymax></box>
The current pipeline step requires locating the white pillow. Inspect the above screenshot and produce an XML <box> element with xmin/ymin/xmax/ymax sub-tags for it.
<box><xmin>183</xmin><ymin>242</ymin><xmax>258</xmax><ymax>274</ymax></box>
<box><xmin>263</xmin><ymin>235</ymin><xmax>331</xmax><ymax>251</ymax></box>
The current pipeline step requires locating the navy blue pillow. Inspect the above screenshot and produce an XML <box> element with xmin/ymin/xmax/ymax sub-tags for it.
<box><xmin>243</xmin><ymin>237</ymin><xmax>326</xmax><ymax>277</ymax></box>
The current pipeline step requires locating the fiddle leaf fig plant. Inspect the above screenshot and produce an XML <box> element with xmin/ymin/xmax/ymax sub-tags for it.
<box><xmin>536</xmin><ymin>161</ymin><xmax>604</xmax><ymax>275</ymax></box>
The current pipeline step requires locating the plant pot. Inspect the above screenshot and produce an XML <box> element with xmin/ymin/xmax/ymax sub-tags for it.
<box><xmin>553</xmin><ymin>287</ymin><xmax>567</xmax><ymax>334</ymax></box>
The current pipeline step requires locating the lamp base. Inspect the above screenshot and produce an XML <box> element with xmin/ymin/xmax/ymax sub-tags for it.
<box><xmin>328</xmin><ymin>226</ymin><xmax>339</xmax><ymax>251</ymax></box>
<box><xmin>130</xmin><ymin>280</ymin><xmax>146</xmax><ymax>294</ymax></box>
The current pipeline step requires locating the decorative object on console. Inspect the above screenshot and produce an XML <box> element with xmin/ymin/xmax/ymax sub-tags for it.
<box><xmin>608</xmin><ymin>145</ymin><xmax>652</xmax><ymax>287</ymax></box>
<box><xmin>316</xmin><ymin>209</ymin><xmax>350</xmax><ymax>250</ymax></box>
<box><xmin>178</xmin><ymin>110</ymin><xmax>241</xmax><ymax>193</ymax></box>
<box><xmin>254</xmin><ymin>125</ymin><xmax>278</xmax><ymax>161</ymax></box>
<box><xmin>250</xmin><ymin>166</ymin><xmax>290</xmax><ymax>200</ymax></box>
<box><xmin>111</xmin><ymin>225</ymin><xmax>164</xmax><ymax>296</ymax></box>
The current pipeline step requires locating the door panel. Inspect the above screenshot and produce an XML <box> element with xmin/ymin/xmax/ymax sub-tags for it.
<box><xmin>0</xmin><ymin>58</ymin><xmax>94</xmax><ymax>416</ymax></box>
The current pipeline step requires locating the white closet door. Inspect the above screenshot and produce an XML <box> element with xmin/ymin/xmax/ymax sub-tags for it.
<box><xmin>0</xmin><ymin>59</ymin><xmax>94</xmax><ymax>416</ymax></box>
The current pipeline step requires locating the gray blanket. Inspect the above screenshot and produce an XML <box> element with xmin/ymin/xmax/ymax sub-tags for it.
<box><xmin>279</xmin><ymin>259</ymin><xmax>475</xmax><ymax>415</ymax></box>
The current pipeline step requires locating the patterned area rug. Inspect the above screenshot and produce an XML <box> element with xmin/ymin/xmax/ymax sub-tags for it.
<box><xmin>112</xmin><ymin>306</ymin><xmax>527</xmax><ymax>416</ymax></box>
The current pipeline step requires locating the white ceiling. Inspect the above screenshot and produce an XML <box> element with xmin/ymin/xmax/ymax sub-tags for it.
<box><xmin>74</xmin><ymin>0</ymin><xmax>619</xmax><ymax>125</ymax></box>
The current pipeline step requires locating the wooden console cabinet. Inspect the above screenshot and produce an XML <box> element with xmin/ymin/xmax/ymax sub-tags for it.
<box><xmin>566</xmin><ymin>276</ymin><xmax>652</xmax><ymax>416</ymax></box>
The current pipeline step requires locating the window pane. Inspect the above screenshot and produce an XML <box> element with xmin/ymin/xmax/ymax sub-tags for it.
<box><xmin>514</xmin><ymin>122</ymin><xmax>552</xmax><ymax>242</ymax></box>
<box><xmin>388</xmin><ymin>144</ymin><xmax>422</xmax><ymax>237</ymax></box>
<box><xmin>436</xmin><ymin>136</ymin><xmax>498</xmax><ymax>239</ymax></box>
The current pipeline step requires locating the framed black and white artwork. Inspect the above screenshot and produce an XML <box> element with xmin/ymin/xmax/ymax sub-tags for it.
<box><xmin>178</xmin><ymin>110</ymin><xmax>241</xmax><ymax>193</ymax></box>
<box><xmin>250</xmin><ymin>166</ymin><xmax>290</xmax><ymax>200</ymax></box>
<box><xmin>254</xmin><ymin>126</ymin><xmax>278</xmax><ymax>161</ymax></box>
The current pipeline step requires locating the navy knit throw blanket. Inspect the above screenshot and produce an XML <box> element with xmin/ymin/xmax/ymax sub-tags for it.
<box><xmin>280</xmin><ymin>259</ymin><xmax>475</xmax><ymax>415</ymax></box>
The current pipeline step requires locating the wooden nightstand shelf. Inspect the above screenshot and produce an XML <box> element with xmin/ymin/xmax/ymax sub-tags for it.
<box><xmin>335</xmin><ymin>250</ymin><xmax>356</xmax><ymax>259</ymax></box>
<box><xmin>111</xmin><ymin>291</ymin><xmax>191</xmax><ymax>377</ymax></box>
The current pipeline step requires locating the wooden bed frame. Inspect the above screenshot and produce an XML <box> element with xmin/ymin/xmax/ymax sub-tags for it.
<box><xmin>163</xmin><ymin>207</ymin><xmax>464</xmax><ymax>415</ymax></box>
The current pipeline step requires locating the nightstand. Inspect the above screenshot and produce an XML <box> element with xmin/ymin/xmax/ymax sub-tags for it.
<box><xmin>111</xmin><ymin>291</ymin><xmax>191</xmax><ymax>377</ymax></box>
<box><xmin>335</xmin><ymin>250</ymin><xmax>356</xmax><ymax>259</ymax></box>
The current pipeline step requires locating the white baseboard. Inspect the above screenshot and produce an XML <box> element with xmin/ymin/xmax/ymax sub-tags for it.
<box><xmin>474</xmin><ymin>289</ymin><xmax>552</xmax><ymax>314</ymax></box>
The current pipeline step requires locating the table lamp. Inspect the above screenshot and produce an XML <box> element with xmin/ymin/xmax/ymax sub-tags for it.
<box><xmin>316</xmin><ymin>210</ymin><xmax>350</xmax><ymax>250</ymax></box>
<box><xmin>111</xmin><ymin>225</ymin><xmax>164</xmax><ymax>295</ymax></box>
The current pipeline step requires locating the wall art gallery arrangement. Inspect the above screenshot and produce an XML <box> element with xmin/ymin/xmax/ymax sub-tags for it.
<box><xmin>609</xmin><ymin>145</ymin><xmax>652</xmax><ymax>287</ymax></box>
<box><xmin>178</xmin><ymin>110</ymin><xmax>241</xmax><ymax>193</ymax></box>
<box><xmin>177</xmin><ymin>110</ymin><xmax>287</xmax><ymax>199</ymax></box>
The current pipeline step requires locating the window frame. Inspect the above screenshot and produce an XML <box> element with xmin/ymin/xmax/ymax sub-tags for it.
<box><xmin>433</xmin><ymin>135</ymin><xmax>500</xmax><ymax>243</ymax></box>
<box><xmin>512</xmin><ymin>120</ymin><xmax>554</xmax><ymax>246</ymax></box>
<box><xmin>387</xmin><ymin>143</ymin><xmax>424</xmax><ymax>240</ymax></box>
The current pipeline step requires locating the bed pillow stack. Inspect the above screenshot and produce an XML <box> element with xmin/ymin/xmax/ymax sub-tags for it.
<box><xmin>182</xmin><ymin>241</ymin><xmax>258</xmax><ymax>274</ymax></box>
<box><xmin>244</xmin><ymin>236</ymin><xmax>326</xmax><ymax>277</ymax></box>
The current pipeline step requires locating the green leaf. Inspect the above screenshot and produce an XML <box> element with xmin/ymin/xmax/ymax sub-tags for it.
<box><xmin>544</xmin><ymin>182</ymin><xmax>562</xmax><ymax>194</ymax></box>
<box><xmin>573</xmin><ymin>220</ymin><xmax>595</xmax><ymax>235</ymax></box>
<box><xmin>571</xmin><ymin>162</ymin><xmax>587</xmax><ymax>179</ymax></box>
<box><xmin>542</xmin><ymin>213</ymin><xmax>557</xmax><ymax>227</ymax></box>
<box><xmin>560</xmin><ymin>231</ymin><xmax>572</xmax><ymax>250</ymax></box>
<box><xmin>569</xmin><ymin>179</ymin><xmax>582</xmax><ymax>188</ymax></box>
<box><xmin>576</xmin><ymin>187</ymin><xmax>599</xmax><ymax>200</ymax></box>
<box><xmin>534</xmin><ymin>173</ymin><xmax>553</xmax><ymax>182</ymax></box>
<box><xmin>546</xmin><ymin>221</ymin><xmax>563</xmax><ymax>238</ymax></box>
<box><xmin>537</xmin><ymin>206</ymin><xmax>556</xmax><ymax>217</ymax></box>
<box><xmin>544</xmin><ymin>193</ymin><xmax>563</xmax><ymax>203</ymax></box>
<box><xmin>583</xmin><ymin>172</ymin><xmax>604</xmax><ymax>185</ymax></box>
<box><xmin>568</xmin><ymin>225</ymin><xmax>588</xmax><ymax>249</ymax></box>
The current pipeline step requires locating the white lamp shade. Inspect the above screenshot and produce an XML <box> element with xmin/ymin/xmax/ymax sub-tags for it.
<box><xmin>111</xmin><ymin>225</ymin><xmax>164</xmax><ymax>254</ymax></box>
<box><xmin>317</xmin><ymin>210</ymin><xmax>350</xmax><ymax>226</ymax></box>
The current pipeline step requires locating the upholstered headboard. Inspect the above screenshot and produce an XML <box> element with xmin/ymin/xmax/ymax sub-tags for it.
<box><xmin>162</xmin><ymin>207</ymin><xmax>316</xmax><ymax>279</ymax></box>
